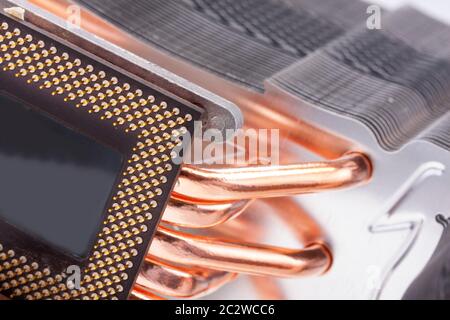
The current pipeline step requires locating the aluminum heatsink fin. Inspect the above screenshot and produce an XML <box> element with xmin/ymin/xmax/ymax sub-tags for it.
<box><xmin>75</xmin><ymin>0</ymin><xmax>368</xmax><ymax>92</ymax></box>
<box><xmin>270</xmin><ymin>7</ymin><xmax>450</xmax><ymax>152</ymax></box>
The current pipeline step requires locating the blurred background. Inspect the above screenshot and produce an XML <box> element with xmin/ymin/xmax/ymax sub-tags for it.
<box><xmin>373</xmin><ymin>0</ymin><xmax>450</xmax><ymax>22</ymax></box>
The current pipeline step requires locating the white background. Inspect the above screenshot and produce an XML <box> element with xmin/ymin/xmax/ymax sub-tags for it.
<box><xmin>372</xmin><ymin>0</ymin><xmax>450</xmax><ymax>24</ymax></box>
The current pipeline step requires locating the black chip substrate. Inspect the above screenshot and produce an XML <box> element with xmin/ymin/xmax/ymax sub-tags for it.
<box><xmin>0</xmin><ymin>12</ymin><xmax>201</xmax><ymax>300</ymax></box>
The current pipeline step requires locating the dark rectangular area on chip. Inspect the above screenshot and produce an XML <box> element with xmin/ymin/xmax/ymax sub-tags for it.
<box><xmin>0</xmin><ymin>93</ymin><xmax>123</xmax><ymax>258</ymax></box>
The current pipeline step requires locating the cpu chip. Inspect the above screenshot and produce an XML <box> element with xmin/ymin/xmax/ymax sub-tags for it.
<box><xmin>0</xmin><ymin>13</ymin><xmax>201</xmax><ymax>300</ymax></box>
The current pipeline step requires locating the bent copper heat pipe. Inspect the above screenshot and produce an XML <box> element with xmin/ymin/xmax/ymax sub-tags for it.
<box><xmin>249</xmin><ymin>276</ymin><xmax>286</xmax><ymax>300</ymax></box>
<box><xmin>162</xmin><ymin>198</ymin><xmax>252</xmax><ymax>228</ymax></box>
<box><xmin>136</xmin><ymin>257</ymin><xmax>237</xmax><ymax>298</ymax></box>
<box><xmin>162</xmin><ymin>140</ymin><xmax>366</xmax><ymax>227</ymax></box>
<box><xmin>130</xmin><ymin>286</ymin><xmax>165</xmax><ymax>300</ymax></box>
<box><xmin>138</xmin><ymin>192</ymin><xmax>332</xmax><ymax>298</ymax></box>
<box><xmin>149</xmin><ymin>226</ymin><xmax>332</xmax><ymax>278</ymax></box>
<box><xmin>201</xmin><ymin>207</ymin><xmax>265</xmax><ymax>241</ymax></box>
<box><xmin>161</xmin><ymin>131</ymin><xmax>307</xmax><ymax>227</ymax></box>
<box><xmin>264</xmin><ymin>197</ymin><xmax>325</xmax><ymax>245</ymax></box>
<box><xmin>146</xmin><ymin>198</ymin><xmax>330</xmax><ymax>281</ymax></box>
<box><xmin>173</xmin><ymin>152</ymin><xmax>371</xmax><ymax>203</ymax></box>
<box><xmin>136</xmin><ymin>211</ymin><xmax>270</xmax><ymax>300</ymax></box>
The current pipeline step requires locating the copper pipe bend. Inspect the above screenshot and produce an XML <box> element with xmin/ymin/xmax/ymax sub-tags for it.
<box><xmin>149</xmin><ymin>226</ymin><xmax>332</xmax><ymax>278</ymax></box>
<box><xmin>136</xmin><ymin>257</ymin><xmax>237</xmax><ymax>298</ymax></box>
<box><xmin>174</xmin><ymin>152</ymin><xmax>371</xmax><ymax>202</ymax></box>
<box><xmin>162</xmin><ymin>198</ymin><xmax>252</xmax><ymax>228</ymax></box>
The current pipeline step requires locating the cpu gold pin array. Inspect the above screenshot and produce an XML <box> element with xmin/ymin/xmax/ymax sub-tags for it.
<box><xmin>0</xmin><ymin>20</ymin><xmax>194</xmax><ymax>300</ymax></box>
<box><xmin>0</xmin><ymin>244</ymin><xmax>57</xmax><ymax>299</ymax></box>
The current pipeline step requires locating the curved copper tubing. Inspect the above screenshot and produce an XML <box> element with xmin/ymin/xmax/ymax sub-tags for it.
<box><xmin>162</xmin><ymin>198</ymin><xmax>251</xmax><ymax>228</ymax></box>
<box><xmin>130</xmin><ymin>285</ymin><xmax>165</xmax><ymax>300</ymax></box>
<box><xmin>135</xmin><ymin>198</ymin><xmax>324</xmax><ymax>299</ymax></box>
<box><xmin>249</xmin><ymin>276</ymin><xmax>286</xmax><ymax>300</ymax></box>
<box><xmin>134</xmin><ymin>210</ymin><xmax>267</xmax><ymax>300</ymax></box>
<box><xmin>202</xmin><ymin>204</ymin><xmax>263</xmax><ymax>241</ymax></box>
<box><xmin>174</xmin><ymin>152</ymin><xmax>371</xmax><ymax>203</ymax></box>
<box><xmin>134</xmin><ymin>210</ymin><xmax>264</xmax><ymax>299</ymax></box>
<box><xmin>263</xmin><ymin>198</ymin><xmax>326</xmax><ymax>245</ymax></box>
<box><xmin>136</xmin><ymin>257</ymin><xmax>237</xmax><ymax>298</ymax></box>
<box><xmin>149</xmin><ymin>226</ymin><xmax>331</xmax><ymax>277</ymax></box>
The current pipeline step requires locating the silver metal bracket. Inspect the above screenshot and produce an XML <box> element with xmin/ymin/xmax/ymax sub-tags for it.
<box><xmin>4</xmin><ymin>0</ymin><xmax>243</xmax><ymax>137</ymax></box>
